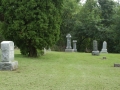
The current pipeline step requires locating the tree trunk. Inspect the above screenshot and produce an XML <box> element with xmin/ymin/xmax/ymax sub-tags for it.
<box><xmin>0</xmin><ymin>13</ymin><xmax>4</xmax><ymax>21</ymax></box>
<box><xmin>28</xmin><ymin>46</ymin><xmax>37</xmax><ymax>57</ymax></box>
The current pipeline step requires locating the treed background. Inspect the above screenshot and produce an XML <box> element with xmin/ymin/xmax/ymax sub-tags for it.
<box><xmin>0</xmin><ymin>0</ymin><xmax>120</xmax><ymax>57</ymax></box>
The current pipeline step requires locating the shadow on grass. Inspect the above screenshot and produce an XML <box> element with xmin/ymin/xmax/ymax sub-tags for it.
<box><xmin>15</xmin><ymin>54</ymin><xmax>31</xmax><ymax>59</ymax></box>
<box><xmin>15</xmin><ymin>54</ymin><xmax>22</xmax><ymax>57</ymax></box>
<box><xmin>14</xmin><ymin>54</ymin><xmax>42</xmax><ymax>60</ymax></box>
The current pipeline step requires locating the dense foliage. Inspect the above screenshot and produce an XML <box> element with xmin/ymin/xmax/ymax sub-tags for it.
<box><xmin>56</xmin><ymin>0</ymin><xmax>120</xmax><ymax>53</ymax></box>
<box><xmin>1</xmin><ymin>0</ymin><xmax>120</xmax><ymax>54</ymax></box>
<box><xmin>55</xmin><ymin>0</ymin><xmax>80</xmax><ymax>50</ymax></box>
<box><xmin>0</xmin><ymin>0</ymin><xmax>63</xmax><ymax>57</ymax></box>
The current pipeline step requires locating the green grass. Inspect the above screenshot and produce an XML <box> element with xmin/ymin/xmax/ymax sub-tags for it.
<box><xmin>0</xmin><ymin>50</ymin><xmax>120</xmax><ymax>90</ymax></box>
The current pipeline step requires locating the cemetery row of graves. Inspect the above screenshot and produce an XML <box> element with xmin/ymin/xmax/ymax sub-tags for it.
<box><xmin>0</xmin><ymin>34</ymin><xmax>120</xmax><ymax>71</ymax></box>
<box><xmin>65</xmin><ymin>34</ymin><xmax>107</xmax><ymax>54</ymax></box>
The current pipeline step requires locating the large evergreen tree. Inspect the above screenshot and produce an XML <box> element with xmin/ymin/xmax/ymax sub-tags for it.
<box><xmin>0</xmin><ymin>0</ymin><xmax>63</xmax><ymax>57</ymax></box>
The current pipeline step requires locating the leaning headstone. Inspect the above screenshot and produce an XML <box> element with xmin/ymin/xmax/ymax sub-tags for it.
<box><xmin>92</xmin><ymin>40</ymin><xmax>99</xmax><ymax>55</ymax></box>
<box><xmin>65</xmin><ymin>34</ymin><xmax>74</xmax><ymax>52</ymax></box>
<box><xmin>73</xmin><ymin>40</ymin><xmax>77</xmax><ymax>52</ymax></box>
<box><xmin>101</xmin><ymin>41</ymin><xmax>108</xmax><ymax>53</ymax></box>
<box><xmin>0</xmin><ymin>41</ymin><xmax>18</xmax><ymax>71</ymax></box>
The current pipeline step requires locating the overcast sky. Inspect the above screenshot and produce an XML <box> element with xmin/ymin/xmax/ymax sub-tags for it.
<box><xmin>80</xmin><ymin>0</ymin><xmax>120</xmax><ymax>4</ymax></box>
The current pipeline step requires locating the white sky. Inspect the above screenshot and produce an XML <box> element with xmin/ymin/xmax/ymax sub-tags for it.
<box><xmin>80</xmin><ymin>0</ymin><xmax>120</xmax><ymax>4</ymax></box>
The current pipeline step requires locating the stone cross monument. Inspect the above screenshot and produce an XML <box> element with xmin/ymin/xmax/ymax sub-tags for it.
<box><xmin>0</xmin><ymin>41</ymin><xmax>18</xmax><ymax>70</ymax></box>
<box><xmin>92</xmin><ymin>40</ymin><xmax>99</xmax><ymax>55</ymax></box>
<box><xmin>100</xmin><ymin>41</ymin><xmax>108</xmax><ymax>53</ymax></box>
<box><xmin>65</xmin><ymin>34</ymin><xmax>74</xmax><ymax>52</ymax></box>
<box><xmin>73</xmin><ymin>40</ymin><xmax>77</xmax><ymax>52</ymax></box>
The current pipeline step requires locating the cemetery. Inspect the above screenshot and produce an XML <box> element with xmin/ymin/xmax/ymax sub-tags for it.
<box><xmin>0</xmin><ymin>49</ymin><xmax>120</xmax><ymax>90</ymax></box>
<box><xmin>0</xmin><ymin>0</ymin><xmax>120</xmax><ymax>90</ymax></box>
<box><xmin>0</xmin><ymin>38</ymin><xmax>120</xmax><ymax>90</ymax></box>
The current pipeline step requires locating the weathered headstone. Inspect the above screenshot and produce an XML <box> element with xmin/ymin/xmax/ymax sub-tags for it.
<box><xmin>48</xmin><ymin>47</ymin><xmax>51</xmax><ymax>51</ymax></box>
<box><xmin>0</xmin><ymin>41</ymin><xmax>18</xmax><ymax>71</ymax></box>
<box><xmin>100</xmin><ymin>41</ymin><xmax>108</xmax><ymax>53</ymax></box>
<box><xmin>102</xmin><ymin>56</ymin><xmax>107</xmax><ymax>60</ymax></box>
<box><xmin>114</xmin><ymin>63</ymin><xmax>120</xmax><ymax>67</ymax></box>
<box><xmin>65</xmin><ymin>34</ymin><xmax>74</xmax><ymax>52</ymax></box>
<box><xmin>73</xmin><ymin>40</ymin><xmax>77</xmax><ymax>52</ymax></box>
<box><xmin>43</xmin><ymin>48</ymin><xmax>46</xmax><ymax>55</ymax></box>
<box><xmin>92</xmin><ymin>40</ymin><xmax>99</xmax><ymax>55</ymax></box>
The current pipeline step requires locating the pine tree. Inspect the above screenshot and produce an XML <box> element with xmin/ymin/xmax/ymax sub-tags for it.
<box><xmin>0</xmin><ymin>0</ymin><xmax>63</xmax><ymax>57</ymax></box>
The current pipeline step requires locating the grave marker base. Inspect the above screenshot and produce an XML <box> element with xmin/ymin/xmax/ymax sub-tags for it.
<box><xmin>101</xmin><ymin>49</ymin><xmax>108</xmax><ymax>53</ymax></box>
<box><xmin>92</xmin><ymin>51</ymin><xmax>99</xmax><ymax>56</ymax></box>
<box><xmin>65</xmin><ymin>49</ymin><xmax>74</xmax><ymax>52</ymax></box>
<box><xmin>74</xmin><ymin>49</ymin><xmax>77</xmax><ymax>52</ymax></box>
<box><xmin>0</xmin><ymin>61</ymin><xmax>18</xmax><ymax>71</ymax></box>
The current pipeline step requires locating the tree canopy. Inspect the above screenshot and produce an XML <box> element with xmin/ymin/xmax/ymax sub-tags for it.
<box><xmin>0</xmin><ymin>0</ymin><xmax>63</xmax><ymax>57</ymax></box>
<box><xmin>1</xmin><ymin>0</ymin><xmax>120</xmax><ymax>54</ymax></box>
<box><xmin>56</xmin><ymin>0</ymin><xmax>119</xmax><ymax>53</ymax></box>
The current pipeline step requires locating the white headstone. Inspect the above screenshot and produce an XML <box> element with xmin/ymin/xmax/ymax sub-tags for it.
<box><xmin>48</xmin><ymin>47</ymin><xmax>51</xmax><ymax>51</ymax></box>
<box><xmin>44</xmin><ymin>48</ymin><xmax>46</xmax><ymax>54</ymax></box>
<box><xmin>0</xmin><ymin>41</ymin><xmax>18</xmax><ymax>71</ymax></box>
<box><xmin>100</xmin><ymin>41</ymin><xmax>108</xmax><ymax>53</ymax></box>
<box><xmin>1</xmin><ymin>41</ymin><xmax>14</xmax><ymax>62</ymax></box>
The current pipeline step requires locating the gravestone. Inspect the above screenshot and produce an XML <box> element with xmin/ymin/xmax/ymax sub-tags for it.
<box><xmin>0</xmin><ymin>41</ymin><xmax>18</xmax><ymax>71</ymax></box>
<box><xmin>48</xmin><ymin>47</ymin><xmax>51</xmax><ymax>51</ymax></box>
<box><xmin>102</xmin><ymin>56</ymin><xmax>107</xmax><ymax>60</ymax></box>
<box><xmin>65</xmin><ymin>34</ymin><xmax>74</xmax><ymax>52</ymax></box>
<box><xmin>92</xmin><ymin>40</ymin><xmax>99</xmax><ymax>55</ymax></box>
<box><xmin>73</xmin><ymin>40</ymin><xmax>77</xmax><ymax>52</ymax></box>
<box><xmin>100</xmin><ymin>41</ymin><xmax>108</xmax><ymax>53</ymax></box>
<box><xmin>114</xmin><ymin>63</ymin><xmax>120</xmax><ymax>67</ymax></box>
<box><xmin>43</xmin><ymin>48</ymin><xmax>46</xmax><ymax>55</ymax></box>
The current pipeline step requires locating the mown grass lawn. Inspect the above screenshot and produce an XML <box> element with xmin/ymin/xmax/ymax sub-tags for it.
<box><xmin>0</xmin><ymin>49</ymin><xmax>120</xmax><ymax>90</ymax></box>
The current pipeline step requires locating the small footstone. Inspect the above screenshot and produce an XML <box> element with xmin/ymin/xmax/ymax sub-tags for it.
<box><xmin>114</xmin><ymin>63</ymin><xmax>120</xmax><ymax>67</ymax></box>
<box><xmin>102</xmin><ymin>57</ymin><xmax>106</xmax><ymax>60</ymax></box>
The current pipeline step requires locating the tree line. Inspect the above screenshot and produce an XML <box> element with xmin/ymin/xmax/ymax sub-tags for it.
<box><xmin>0</xmin><ymin>0</ymin><xmax>120</xmax><ymax>57</ymax></box>
<box><xmin>56</xmin><ymin>0</ymin><xmax>120</xmax><ymax>53</ymax></box>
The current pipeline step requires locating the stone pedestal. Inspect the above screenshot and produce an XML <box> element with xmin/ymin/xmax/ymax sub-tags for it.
<box><xmin>73</xmin><ymin>49</ymin><xmax>77</xmax><ymax>52</ymax></box>
<box><xmin>0</xmin><ymin>61</ymin><xmax>18</xmax><ymax>70</ymax></box>
<box><xmin>92</xmin><ymin>51</ymin><xmax>99</xmax><ymax>56</ymax></box>
<box><xmin>65</xmin><ymin>49</ymin><xmax>74</xmax><ymax>52</ymax></box>
<box><xmin>0</xmin><ymin>41</ymin><xmax>18</xmax><ymax>71</ymax></box>
<box><xmin>101</xmin><ymin>49</ymin><xmax>108</xmax><ymax>53</ymax></box>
